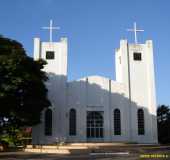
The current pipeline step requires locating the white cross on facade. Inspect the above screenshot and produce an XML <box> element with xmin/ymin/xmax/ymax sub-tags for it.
<box><xmin>127</xmin><ymin>22</ymin><xmax>144</xmax><ymax>44</ymax></box>
<box><xmin>42</xmin><ymin>20</ymin><xmax>60</xmax><ymax>42</ymax></box>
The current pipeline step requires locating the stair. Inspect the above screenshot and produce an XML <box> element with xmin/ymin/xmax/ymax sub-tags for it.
<box><xmin>24</xmin><ymin>143</ymin><xmax>159</xmax><ymax>155</ymax></box>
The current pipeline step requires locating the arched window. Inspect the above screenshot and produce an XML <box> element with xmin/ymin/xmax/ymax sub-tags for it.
<box><xmin>114</xmin><ymin>109</ymin><xmax>121</xmax><ymax>135</ymax></box>
<box><xmin>138</xmin><ymin>109</ymin><xmax>145</xmax><ymax>135</ymax></box>
<box><xmin>69</xmin><ymin>109</ymin><xmax>76</xmax><ymax>136</ymax></box>
<box><xmin>44</xmin><ymin>109</ymin><xmax>52</xmax><ymax>136</ymax></box>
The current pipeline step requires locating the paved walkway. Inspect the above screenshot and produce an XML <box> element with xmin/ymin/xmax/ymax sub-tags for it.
<box><xmin>0</xmin><ymin>145</ymin><xmax>170</xmax><ymax>160</ymax></box>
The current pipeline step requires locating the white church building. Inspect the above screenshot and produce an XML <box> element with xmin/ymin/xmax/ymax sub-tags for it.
<box><xmin>32</xmin><ymin>21</ymin><xmax>158</xmax><ymax>144</ymax></box>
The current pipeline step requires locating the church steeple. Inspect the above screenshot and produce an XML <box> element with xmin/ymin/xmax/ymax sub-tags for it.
<box><xmin>33</xmin><ymin>20</ymin><xmax>67</xmax><ymax>76</ymax></box>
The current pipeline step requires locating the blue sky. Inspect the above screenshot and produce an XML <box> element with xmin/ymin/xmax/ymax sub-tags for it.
<box><xmin>0</xmin><ymin>0</ymin><xmax>169</xmax><ymax>106</ymax></box>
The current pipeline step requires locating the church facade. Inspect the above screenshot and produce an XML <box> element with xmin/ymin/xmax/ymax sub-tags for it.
<box><xmin>32</xmin><ymin>34</ymin><xmax>158</xmax><ymax>144</ymax></box>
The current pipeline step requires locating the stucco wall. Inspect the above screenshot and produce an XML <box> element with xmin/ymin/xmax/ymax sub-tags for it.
<box><xmin>32</xmin><ymin>38</ymin><xmax>158</xmax><ymax>144</ymax></box>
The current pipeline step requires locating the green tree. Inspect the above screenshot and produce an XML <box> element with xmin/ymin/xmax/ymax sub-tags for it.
<box><xmin>157</xmin><ymin>105</ymin><xmax>170</xmax><ymax>144</ymax></box>
<box><xmin>0</xmin><ymin>36</ymin><xmax>50</xmax><ymax>143</ymax></box>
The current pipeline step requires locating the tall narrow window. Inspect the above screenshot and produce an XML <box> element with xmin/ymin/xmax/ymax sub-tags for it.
<box><xmin>138</xmin><ymin>109</ymin><xmax>145</xmax><ymax>135</ymax></box>
<box><xmin>69</xmin><ymin>109</ymin><xmax>76</xmax><ymax>136</ymax></box>
<box><xmin>44</xmin><ymin>109</ymin><xmax>52</xmax><ymax>136</ymax></box>
<box><xmin>114</xmin><ymin>109</ymin><xmax>121</xmax><ymax>135</ymax></box>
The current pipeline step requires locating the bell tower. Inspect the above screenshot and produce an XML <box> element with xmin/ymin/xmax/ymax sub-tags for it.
<box><xmin>34</xmin><ymin>37</ymin><xmax>67</xmax><ymax>76</ymax></box>
<box><xmin>115</xmin><ymin>23</ymin><xmax>157</xmax><ymax>143</ymax></box>
<box><xmin>34</xmin><ymin>19</ymin><xmax>67</xmax><ymax>77</ymax></box>
<box><xmin>33</xmin><ymin>20</ymin><xmax>68</xmax><ymax>144</ymax></box>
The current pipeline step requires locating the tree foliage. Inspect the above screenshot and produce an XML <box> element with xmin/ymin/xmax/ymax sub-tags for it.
<box><xmin>0</xmin><ymin>36</ymin><xmax>50</xmax><ymax>135</ymax></box>
<box><xmin>157</xmin><ymin>105</ymin><xmax>170</xmax><ymax>144</ymax></box>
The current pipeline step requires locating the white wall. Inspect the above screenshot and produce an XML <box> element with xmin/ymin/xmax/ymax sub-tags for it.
<box><xmin>67</xmin><ymin>76</ymin><xmax>130</xmax><ymax>142</ymax></box>
<box><xmin>32</xmin><ymin>38</ymin><xmax>68</xmax><ymax>144</ymax></box>
<box><xmin>115</xmin><ymin>40</ymin><xmax>158</xmax><ymax>143</ymax></box>
<box><xmin>32</xmin><ymin>38</ymin><xmax>158</xmax><ymax>144</ymax></box>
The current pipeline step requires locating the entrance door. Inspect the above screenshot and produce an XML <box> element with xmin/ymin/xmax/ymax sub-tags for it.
<box><xmin>87</xmin><ymin>111</ymin><xmax>104</xmax><ymax>140</ymax></box>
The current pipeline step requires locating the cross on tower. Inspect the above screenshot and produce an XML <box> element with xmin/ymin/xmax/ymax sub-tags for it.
<box><xmin>42</xmin><ymin>19</ymin><xmax>60</xmax><ymax>42</ymax></box>
<box><xmin>127</xmin><ymin>22</ymin><xmax>144</xmax><ymax>44</ymax></box>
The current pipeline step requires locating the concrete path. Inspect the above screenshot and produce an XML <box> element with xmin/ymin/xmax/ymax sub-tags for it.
<box><xmin>0</xmin><ymin>145</ymin><xmax>170</xmax><ymax>160</ymax></box>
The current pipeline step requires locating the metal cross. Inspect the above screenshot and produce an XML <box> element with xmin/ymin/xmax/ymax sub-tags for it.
<box><xmin>42</xmin><ymin>19</ymin><xmax>60</xmax><ymax>42</ymax></box>
<box><xmin>127</xmin><ymin>22</ymin><xmax>144</xmax><ymax>44</ymax></box>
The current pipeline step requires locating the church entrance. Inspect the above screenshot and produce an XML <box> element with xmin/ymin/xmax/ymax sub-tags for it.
<box><xmin>86</xmin><ymin>111</ymin><xmax>104</xmax><ymax>141</ymax></box>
